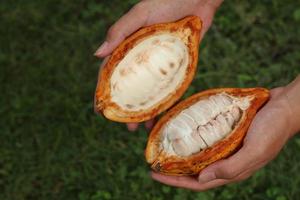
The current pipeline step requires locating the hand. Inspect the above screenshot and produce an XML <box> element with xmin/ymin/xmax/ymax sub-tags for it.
<box><xmin>94</xmin><ymin>0</ymin><xmax>224</xmax><ymax>131</ymax></box>
<box><xmin>151</xmin><ymin>86</ymin><xmax>298</xmax><ymax>191</ymax></box>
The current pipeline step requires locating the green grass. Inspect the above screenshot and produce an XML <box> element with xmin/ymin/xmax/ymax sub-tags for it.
<box><xmin>1</xmin><ymin>0</ymin><xmax>300</xmax><ymax>199</ymax></box>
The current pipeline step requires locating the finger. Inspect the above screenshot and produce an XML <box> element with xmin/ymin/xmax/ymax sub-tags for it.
<box><xmin>196</xmin><ymin>171</ymin><xmax>253</xmax><ymax>190</ymax></box>
<box><xmin>151</xmin><ymin>172</ymin><xmax>231</xmax><ymax>191</ymax></box>
<box><xmin>151</xmin><ymin>172</ymin><xmax>207</xmax><ymax>190</ymax></box>
<box><xmin>196</xmin><ymin>164</ymin><xmax>261</xmax><ymax>190</ymax></box>
<box><xmin>197</xmin><ymin>144</ymin><xmax>264</xmax><ymax>183</ymax></box>
<box><xmin>145</xmin><ymin>119</ymin><xmax>155</xmax><ymax>130</ymax></box>
<box><xmin>195</xmin><ymin>170</ymin><xmax>253</xmax><ymax>190</ymax></box>
<box><xmin>152</xmin><ymin>170</ymin><xmax>253</xmax><ymax>191</ymax></box>
<box><xmin>126</xmin><ymin>123</ymin><xmax>139</xmax><ymax>132</ymax></box>
<box><xmin>94</xmin><ymin>3</ymin><xmax>149</xmax><ymax>57</ymax></box>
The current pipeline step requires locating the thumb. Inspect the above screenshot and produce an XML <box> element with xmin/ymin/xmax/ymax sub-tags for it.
<box><xmin>197</xmin><ymin>144</ymin><xmax>262</xmax><ymax>183</ymax></box>
<box><xmin>94</xmin><ymin>3</ymin><xmax>149</xmax><ymax>57</ymax></box>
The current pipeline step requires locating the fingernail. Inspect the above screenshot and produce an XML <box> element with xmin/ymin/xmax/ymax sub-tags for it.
<box><xmin>94</xmin><ymin>41</ymin><xmax>108</xmax><ymax>56</ymax></box>
<box><xmin>198</xmin><ymin>172</ymin><xmax>216</xmax><ymax>183</ymax></box>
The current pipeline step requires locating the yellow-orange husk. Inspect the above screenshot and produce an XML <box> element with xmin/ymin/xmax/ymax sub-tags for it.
<box><xmin>145</xmin><ymin>88</ymin><xmax>270</xmax><ymax>176</ymax></box>
<box><xmin>94</xmin><ymin>16</ymin><xmax>202</xmax><ymax>123</ymax></box>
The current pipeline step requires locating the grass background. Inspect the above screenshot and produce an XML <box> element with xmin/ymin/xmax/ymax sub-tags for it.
<box><xmin>1</xmin><ymin>0</ymin><xmax>300</xmax><ymax>199</ymax></box>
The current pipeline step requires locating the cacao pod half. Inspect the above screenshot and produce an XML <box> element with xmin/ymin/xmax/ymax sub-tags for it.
<box><xmin>94</xmin><ymin>16</ymin><xmax>202</xmax><ymax>122</ymax></box>
<box><xmin>145</xmin><ymin>88</ymin><xmax>269</xmax><ymax>176</ymax></box>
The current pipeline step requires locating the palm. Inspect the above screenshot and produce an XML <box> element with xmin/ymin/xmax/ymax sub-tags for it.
<box><xmin>242</xmin><ymin>88</ymin><xmax>291</xmax><ymax>161</ymax></box>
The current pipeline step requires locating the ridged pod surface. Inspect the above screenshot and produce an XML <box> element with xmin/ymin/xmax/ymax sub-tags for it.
<box><xmin>94</xmin><ymin>16</ymin><xmax>201</xmax><ymax>122</ymax></box>
<box><xmin>145</xmin><ymin>88</ymin><xmax>269</xmax><ymax>176</ymax></box>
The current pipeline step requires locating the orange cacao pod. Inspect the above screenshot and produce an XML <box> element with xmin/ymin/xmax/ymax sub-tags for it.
<box><xmin>145</xmin><ymin>88</ymin><xmax>270</xmax><ymax>176</ymax></box>
<box><xmin>94</xmin><ymin>16</ymin><xmax>202</xmax><ymax>122</ymax></box>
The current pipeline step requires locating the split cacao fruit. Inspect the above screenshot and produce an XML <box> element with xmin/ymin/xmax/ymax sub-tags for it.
<box><xmin>94</xmin><ymin>16</ymin><xmax>202</xmax><ymax>122</ymax></box>
<box><xmin>145</xmin><ymin>88</ymin><xmax>270</xmax><ymax>176</ymax></box>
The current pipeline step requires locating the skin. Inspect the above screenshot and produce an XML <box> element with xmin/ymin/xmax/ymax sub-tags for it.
<box><xmin>95</xmin><ymin>0</ymin><xmax>300</xmax><ymax>190</ymax></box>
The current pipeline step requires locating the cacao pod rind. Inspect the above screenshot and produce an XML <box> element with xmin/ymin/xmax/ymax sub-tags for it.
<box><xmin>145</xmin><ymin>88</ymin><xmax>270</xmax><ymax>176</ymax></box>
<box><xmin>94</xmin><ymin>16</ymin><xmax>202</xmax><ymax>122</ymax></box>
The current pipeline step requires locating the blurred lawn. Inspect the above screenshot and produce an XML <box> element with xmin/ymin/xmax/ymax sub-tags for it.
<box><xmin>1</xmin><ymin>0</ymin><xmax>300</xmax><ymax>199</ymax></box>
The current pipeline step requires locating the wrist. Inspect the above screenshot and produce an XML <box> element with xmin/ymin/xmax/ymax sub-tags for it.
<box><xmin>282</xmin><ymin>75</ymin><xmax>300</xmax><ymax>137</ymax></box>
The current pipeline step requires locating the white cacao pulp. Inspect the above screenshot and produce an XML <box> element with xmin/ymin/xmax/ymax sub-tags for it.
<box><xmin>110</xmin><ymin>34</ymin><xmax>189</xmax><ymax>111</ymax></box>
<box><xmin>162</xmin><ymin>93</ymin><xmax>252</xmax><ymax>157</ymax></box>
